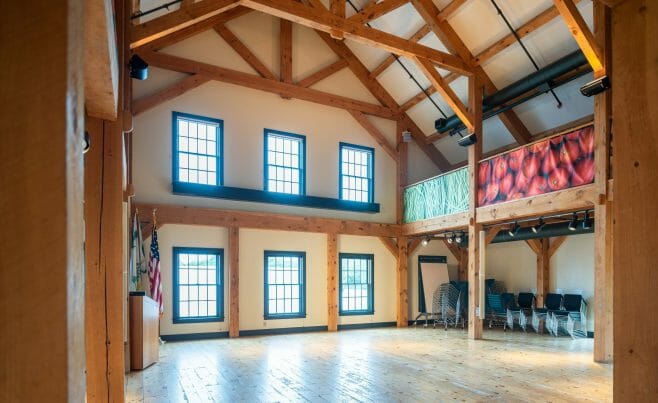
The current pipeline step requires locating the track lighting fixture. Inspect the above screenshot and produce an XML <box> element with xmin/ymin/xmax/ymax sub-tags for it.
<box><xmin>421</xmin><ymin>236</ymin><xmax>431</xmax><ymax>247</ymax></box>
<box><xmin>457</xmin><ymin>132</ymin><xmax>477</xmax><ymax>147</ymax></box>
<box><xmin>582</xmin><ymin>210</ymin><xmax>592</xmax><ymax>230</ymax></box>
<box><xmin>508</xmin><ymin>222</ymin><xmax>520</xmax><ymax>237</ymax></box>
<box><xmin>447</xmin><ymin>232</ymin><xmax>455</xmax><ymax>244</ymax></box>
<box><xmin>580</xmin><ymin>75</ymin><xmax>610</xmax><ymax>97</ymax></box>
<box><xmin>568</xmin><ymin>213</ymin><xmax>578</xmax><ymax>231</ymax></box>
<box><xmin>531</xmin><ymin>218</ymin><xmax>545</xmax><ymax>234</ymax></box>
<box><xmin>455</xmin><ymin>231</ymin><xmax>463</xmax><ymax>244</ymax></box>
<box><xmin>82</xmin><ymin>131</ymin><xmax>90</xmax><ymax>154</ymax></box>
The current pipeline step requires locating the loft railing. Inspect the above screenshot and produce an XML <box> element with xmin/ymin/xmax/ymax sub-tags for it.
<box><xmin>403</xmin><ymin>167</ymin><xmax>468</xmax><ymax>223</ymax></box>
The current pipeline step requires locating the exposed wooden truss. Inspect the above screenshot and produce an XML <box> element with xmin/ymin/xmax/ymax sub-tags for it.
<box><xmin>132</xmin><ymin>74</ymin><xmax>210</xmax><ymax>115</ymax></box>
<box><xmin>554</xmin><ymin>0</ymin><xmax>604</xmax><ymax>74</ymax></box>
<box><xmin>296</xmin><ymin>59</ymin><xmax>348</xmax><ymax>87</ymax></box>
<box><xmin>133</xmin><ymin>202</ymin><xmax>401</xmax><ymax>237</ymax></box>
<box><xmin>239</xmin><ymin>0</ymin><xmax>472</xmax><ymax>75</ymax></box>
<box><xmin>348</xmin><ymin>110</ymin><xmax>399</xmax><ymax>161</ymax></box>
<box><xmin>131</xmin><ymin>0</ymin><xmax>240</xmax><ymax>48</ymax></box>
<box><xmin>137</xmin><ymin>50</ymin><xmax>398</xmax><ymax>119</ymax></box>
<box><xmin>214</xmin><ymin>24</ymin><xmax>276</xmax><ymax>79</ymax></box>
<box><xmin>348</xmin><ymin>0</ymin><xmax>409</xmax><ymax>24</ymax></box>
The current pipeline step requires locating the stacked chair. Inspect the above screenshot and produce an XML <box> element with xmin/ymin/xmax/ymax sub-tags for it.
<box><xmin>506</xmin><ymin>292</ymin><xmax>536</xmax><ymax>332</ymax></box>
<box><xmin>431</xmin><ymin>283</ymin><xmax>464</xmax><ymax>330</ymax></box>
<box><xmin>547</xmin><ymin>294</ymin><xmax>588</xmax><ymax>339</ymax></box>
<box><xmin>531</xmin><ymin>293</ymin><xmax>563</xmax><ymax>334</ymax></box>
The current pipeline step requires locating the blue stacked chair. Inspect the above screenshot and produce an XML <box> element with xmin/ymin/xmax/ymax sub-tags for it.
<box><xmin>506</xmin><ymin>292</ymin><xmax>535</xmax><ymax>331</ymax></box>
<box><xmin>486</xmin><ymin>292</ymin><xmax>513</xmax><ymax>330</ymax></box>
<box><xmin>549</xmin><ymin>294</ymin><xmax>588</xmax><ymax>338</ymax></box>
<box><xmin>531</xmin><ymin>293</ymin><xmax>563</xmax><ymax>334</ymax></box>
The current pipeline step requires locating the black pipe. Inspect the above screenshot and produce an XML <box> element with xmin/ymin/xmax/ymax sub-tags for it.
<box><xmin>435</xmin><ymin>50</ymin><xmax>591</xmax><ymax>133</ymax></box>
<box><xmin>132</xmin><ymin>0</ymin><xmax>182</xmax><ymax>19</ymax></box>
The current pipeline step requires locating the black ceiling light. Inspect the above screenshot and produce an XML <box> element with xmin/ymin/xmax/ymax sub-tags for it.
<box><xmin>457</xmin><ymin>132</ymin><xmax>477</xmax><ymax>147</ymax></box>
<box><xmin>582</xmin><ymin>210</ymin><xmax>592</xmax><ymax>230</ymax></box>
<box><xmin>568</xmin><ymin>213</ymin><xmax>578</xmax><ymax>231</ymax></box>
<box><xmin>531</xmin><ymin>218</ymin><xmax>546</xmax><ymax>234</ymax></box>
<box><xmin>455</xmin><ymin>231</ymin><xmax>464</xmax><ymax>244</ymax></box>
<box><xmin>447</xmin><ymin>232</ymin><xmax>455</xmax><ymax>244</ymax></box>
<box><xmin>82</xmin><ymin>131</ymin><xmax>90</xmax><ymax>154</ymax></box>
<box><xmin>421</xmin><ymin>236</ymin><xmax>431</xmax><ymax>247</ymax></box>
<box><xmin>580</xmin><ymin>75</ymin><xmax>610</xmax><ymax>97</ymax></box>
<box><xmin>129</xmin><ymin>54</ymin><xmax>149</xmax><ymax>80</ymax></box>
<box><xmin>508</xmin><ymin>222</ymin><xmax>520</xmax><ymax>237</ymax></box>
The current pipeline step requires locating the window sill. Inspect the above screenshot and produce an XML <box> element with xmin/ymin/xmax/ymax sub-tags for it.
<box><xmin>173</xmin><ymin>182</ymin><xmax>380</xmax><ymax>213</ymax></box>
<box><xmin>263</xmin><ymin>313</ymin><xmax>307</xmax><ymax>320</ymax></box>
<box><xmin>173</xmin><ymin>316</ymin><xmax>224</xmax><ymax>324</ymax></box>
<box><xmin>339</xmin><ymin>311</ymin><xmax>374</xmax><ymax>316</ymax></box>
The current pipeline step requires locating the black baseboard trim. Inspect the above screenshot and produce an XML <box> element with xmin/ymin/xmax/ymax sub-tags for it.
<box><xmin>239</xmin><ymin>326</ymin><xmax>328</xmax><ymax>337</ymax></box>
<box><xmin>338</xmin><ymin>321</ymin><xmax>396</xmax><ymax>330</ymax></box>
<box><xmin>160</xmin><ymin>331</ymin><xmax>229</xmax><ymax>342</ymax></box>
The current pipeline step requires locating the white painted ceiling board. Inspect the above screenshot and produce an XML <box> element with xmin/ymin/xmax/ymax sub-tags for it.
<box><xmin>132</xmin><ymin>66</ymin><xmax>188</xmax><ymax>99</ymax></box>
<box><xmin>377</xmin><ymin>59</ymin><xmax>433</xmax><ymax>104</ymax></box>
<box><xmin>291</xmin><ymin>25</ymin><xmax>341</xmax><ymax>82</ymax></box>
<box><xmin>226</xmin><ymin>12</ymin><xmax>279</xmax><ymax>77</ymax></box>
<box><xmin>310</xmin><ymin>68</ymin><xmax>381</xmax><ymax>104</ymax></box>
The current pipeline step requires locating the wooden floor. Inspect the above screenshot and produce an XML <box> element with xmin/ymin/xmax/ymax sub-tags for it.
<box><xmin>126</xmin><ymin>328</ymin><xmax>612</xmax><ymax>402</ymax></box>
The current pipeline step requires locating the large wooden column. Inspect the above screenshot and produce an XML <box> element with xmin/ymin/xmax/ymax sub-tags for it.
<box><xmin>536</xmin><ymin>239</ymin><xmax>550</xmax><ymax>308</ymax></box>
<box><xmin>593</xmin><ymin>0</ymin><xmax>613</xmax><ymax>364</ymax></box>
<box><xmin>0</xmin><ymin>0</ymin><xmax>85</xmax><ymax>400</ymax></box>
<box><xmin>396</xmin><ymin>120</ymin><xmax>409</xmax><ymax>327</ymax></box>
<box><xmin>467</xmin><ymin>76</ymin><xmax>484</xmax><ymax>339</ymax></box>
<box><xmin>229</xmin><ymin>226</ymin><xmax>240</xmax><ymax>338</ymax></box>
<box><xmin>611</xmin><ymin>0</ymin><xmax>658</xmax><ymax>399</ymax></box>
<box><xmin>327</xmin><ymin>233</ymin><xmax>338</xmax><ymax>331</ymax></box>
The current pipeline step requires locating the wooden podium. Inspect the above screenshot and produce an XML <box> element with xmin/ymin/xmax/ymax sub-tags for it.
<box><xmin>129</xmin><ymin>292</ymin><xmax>159</xmax><ymax>370</ymax></box>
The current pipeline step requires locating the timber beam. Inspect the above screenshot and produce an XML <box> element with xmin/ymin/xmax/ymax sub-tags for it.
<box><xmin>554</xmin><ymin>0</ymin><xmax>604</xmax><ymax>74</ymax></box>
<box><xmin>401</xmin><ymin>212</ymin><xmax>469</xmax><ymax>236</ymax></box>
<box><xmin>133</xmin><ymin>203</ymin><xmax>400</xmax><ymax>237</ymax></box>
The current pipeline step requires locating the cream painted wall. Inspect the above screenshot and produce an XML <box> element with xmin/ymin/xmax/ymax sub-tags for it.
<box><xmin>485</xmin><ymin>234</ymin><xmax>595</xmax><ymax>331</ymax></box>
<box><xmin>155</xmin><ymin>224</ymin><xmax>230</xmax><ymax>336</ymax></box>
<box><xmin>407</xmin><ymin>240</ymin><xmax>460</xmax><ymax>322</ymax></box>
<box><xmin>152</xmin><ymin>226</ymin><xmax>397</xmax><ymax>335</ymax></box>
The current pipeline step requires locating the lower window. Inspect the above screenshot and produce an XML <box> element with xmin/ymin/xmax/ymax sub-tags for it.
<box><xmin>173</xmin><ymin>247</ymin><xmax>224</xmax><ymax>323</ymax></box>
<box><xmin>264</xmin><ymin>251</ymin><xmax>306</xmax><ymax>319</ymax></box>
<box><xmin>339</xmin><ymin>253</ymin><xmax>374</xmax><ymax>315</ymax></box>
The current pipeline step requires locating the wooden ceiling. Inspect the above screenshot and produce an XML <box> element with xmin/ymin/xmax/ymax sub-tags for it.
<box><xmin>130</xmin><ymin>0</ymin><xmax>603</xmax><ymax>172</ymax></box>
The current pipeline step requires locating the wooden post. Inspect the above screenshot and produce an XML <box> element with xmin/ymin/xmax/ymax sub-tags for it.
<box><xmin>396</xmin><ymin>120</ymin><xmax>408</xmax><ymax>224</ymax></box>
<box><xmin>612</xmin><ymin>0</ymin><xmax>658</xmax><ymax>399</ymax></box>
<box><xmin>228</xmin><ymin>226</ymin><xmax>240</xmax><ymax>338</ymax></box>
<box><xmin>593</xmin><ymin>0</ymin><xmax>613</xmax><ymax>364</ymax></box>
<box><xmin>467</xmin><ymin>76</ymin><xmax>483</xmax><ymax>339</ymax></box>
<box><xmin>396</xmin><ymin>236</ymin><xmax>409</xmax><ymax>327</ymax></box>
<box><xmin>458</xmin><ymin>248</ymin><xmax>468</xmax><ymax>281</ymax></box>
<box><xmin>536</xmin><ymin>239</ymin><xmax>550</xmax><ymax>308</ymax></box>
<box><xmin>327</xmin><ymin>233</ymin><xmax>338</xmax><ymax>331</ymax></box>
<box><xmin>0</xmin><ymin>0</ymin><xmax>85</xmax><ymax>400</ymax></box>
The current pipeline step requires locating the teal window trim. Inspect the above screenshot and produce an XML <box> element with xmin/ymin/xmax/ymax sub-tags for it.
<box><xmin>172</xmin><ymin>247</ymin><xmax>224</xmax><ymax>324</ymax></box>
<box><xmin>339</xmin><ymin>142</ymin><xmax>374</xmax><ymax>204</ymax></box>
<box><xmin>339</xmin><ymin>253</ymin><xmax>375</xmax><ymax>316</ymax></box>
<box><xmin>172</xmin><ymin>111</ymin><xmax>223</xmax><ymax>187</ymax></box>
<box><xmin>264</xmin><ymin>251</ymin><xmax>307</xmax><ymax>320</ymax></box>
<box><xmin>264</xmin><ymin>129</ymin><xmax>306</xmax><ymax>196</ymax></box>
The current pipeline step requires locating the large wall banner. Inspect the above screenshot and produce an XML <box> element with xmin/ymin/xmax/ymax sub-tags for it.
<box><xmin>478</xmin><ymin>125</ymin><xmax>594</xmax><ymax>206</ymax></box>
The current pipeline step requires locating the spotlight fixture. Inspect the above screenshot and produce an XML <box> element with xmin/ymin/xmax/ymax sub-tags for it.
<box><xmin>568</xmin><ymin>213</ymin><xmax>578</xmax><ymax>231</ymax></box>
<box><xmin>129</xmin><ymin>54</ymin><xmax>149</xmax><ymax>80</ymax></box>
<box><xmin>531</xmin><ymin>218</ymin><xmax>546</xmax><ymax>234</ymax></box>
<box><xmin>580</xmin><ymin>75</ymin><xmax>610</xmax><ymax>97</ymax></box>
<box><xmin>402</xmin><ymin>130</ymin><xmax>412</xmax><ymax>143</ymax></box>
<box><xmin>508</xmin><ymin>222</ymin><xmax>520</xmax><ymax>237</ymax></box>
<box><xmin>455</xmin><ymin>231</ymin><xmax>463</xmax><ymax>244</ymax></box>
<box><xmin>582</xmin><ymin>210</ymin><xmax>592</xmax><ymax>230</ymax></box>
<box><xmin>457</xmin><ymin>132</ymin><xmax>477</xmax><ymax>147</ymax></box>
<box><xmin>82</xmin><ymin>131</ymin><xmax>90</xmax><ymax>154</ymax></box>
<box><xmin>447</xmin><ymin>232</ymin><xmax>455</xmax><ymax>244</ymax></box>
<box><xmin>421</xmin><ymin>236</ymin><xmax>431</xmax><ymax>247</ymax></box>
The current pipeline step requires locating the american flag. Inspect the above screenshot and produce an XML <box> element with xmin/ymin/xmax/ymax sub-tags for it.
<box><xmin>148</xmin><ymin>225</ymin><xmax>163</xmax><ymax>316</ymax></box>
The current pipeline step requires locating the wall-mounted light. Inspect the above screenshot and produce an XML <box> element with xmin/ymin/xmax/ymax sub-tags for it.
<box><xmin>421</xmin><ymin>236</ymin><xmax>431</xmax><ymax>246</ymax></box>
<box><xmin>402</xmin><ymin>130</ymin><xmax>412</xmax><ymax>143</ymax></box>
<box><xmin>568</xmin><ymin>213</ymin><xmax>578</xmax><ymax>231</ymax></box>
<box><xmin>129</xmin><ymin>54</ymin><xmax>149</xmax><ymax>80</ymax></box>
<box><xmin>580</xmin><ymin>75</ymin><xmax>610</xmax><ymax>97</ymax></box>
<box><xmin>457</xmin><ymin>132</ymin><xmax>477</xmax><ymax>147</ymax></box>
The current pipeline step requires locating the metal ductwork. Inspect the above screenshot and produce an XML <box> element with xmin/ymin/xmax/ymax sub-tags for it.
<box><xmin>434</xmin><ymin>50</ymin><xmax>592</xmax><ymax>134</ymax></box>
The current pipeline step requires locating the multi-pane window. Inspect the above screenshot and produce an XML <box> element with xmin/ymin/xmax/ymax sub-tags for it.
<box><xmin>339</xmin><ymin>253</ymin><xmax>374</xmax><ymax>315</ymax></box>
<box><xmin>264</xmin><ymin>251</ymin><xmax>306</xmax><ymax>319</ymax></box>
<box><xmin>173</xmin><ymin>112</ymin><xmax>222</xmax><ymax>186</ymax></box>
<box><xmin>339</xmin><ymin>143</ymin><xmax>374</xmax><ymax>203</ymax></box>
<box><xmin>173</xmin><ymin>248</ymin><xmax>223</xmax><ymax>323</ymax></box>
<box><xmin>264</xmin><ymin>130</ymin><xmax>305</xmax><ymax>195</ymax></box>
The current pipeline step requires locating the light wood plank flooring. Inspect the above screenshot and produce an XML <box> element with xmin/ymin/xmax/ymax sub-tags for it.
<box><xmin>126</xmin><ymin>328</ymin><xmax>612</xmax><ymax>402</ymax></box>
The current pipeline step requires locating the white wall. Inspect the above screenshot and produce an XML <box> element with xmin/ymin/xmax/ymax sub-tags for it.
<box><xmin>485</xmin><ymin>234</ymin><xmax>595</xmax><ymax>331</ymax></box>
